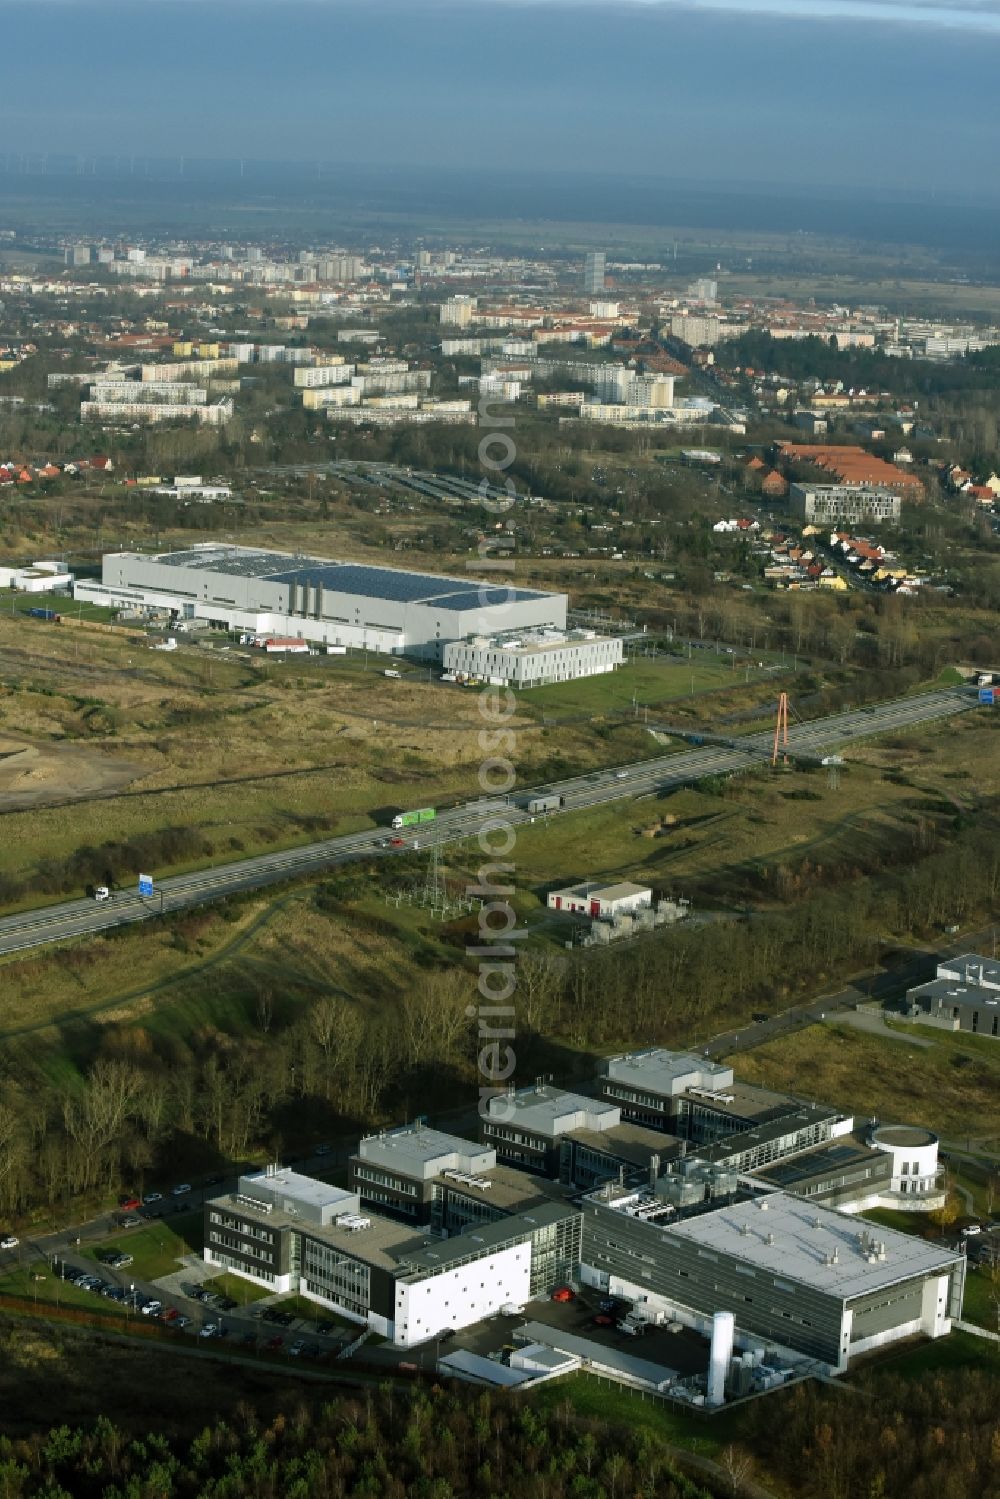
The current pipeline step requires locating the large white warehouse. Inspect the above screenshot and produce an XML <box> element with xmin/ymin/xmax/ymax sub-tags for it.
<box><xmin>75</xmin><ymin>544</ymin><xmax>567</xmax><ymax>657</ymax></box>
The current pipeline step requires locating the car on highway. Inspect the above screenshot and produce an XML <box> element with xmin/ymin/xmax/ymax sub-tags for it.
<box><xmin>615</xmin><ymin>770</ymin><xmax>629</xmax><ymax>780</ymax></box>
<box><xmin>0</xmin><ymin>1235</ymin><xmax>18</xmax><ymax>1250</ymax></box>
<box><xmin>389</xmin><ymin>836</ymin><xmax>405</xmax><ymax>847</ymax></box>
<box><xmin>551</xmin><ymin>1287</ymin><xmax>575</xmax><ymax>1303</ymax></box>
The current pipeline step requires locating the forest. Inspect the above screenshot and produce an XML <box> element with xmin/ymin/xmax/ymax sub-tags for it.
<box><xmin>0</xmin><ymin>1351</ymin><xmax>994</xmax><ymax>1497</ymax></box>
<box><xmin>0</xmin><ymin>1381</ymin><xmax>715</xmax><ymax>1499</ymax></box>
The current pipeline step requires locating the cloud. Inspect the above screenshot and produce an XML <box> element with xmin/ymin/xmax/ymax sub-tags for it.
<box><xmin>477</xmin><ymin>0</ymin><xmax>1000</xmax><ymax>27</ymax></box>
<box><xmin>4</xmin><ymin>0</ymin><xmax>1000</xmax><ymax>30</ymax></box>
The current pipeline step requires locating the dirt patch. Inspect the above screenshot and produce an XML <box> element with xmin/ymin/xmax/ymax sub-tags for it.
<box><xmin>0</xmin><ymin>733</ymin><xmax>143</xmax><ymax>809</ymax></box>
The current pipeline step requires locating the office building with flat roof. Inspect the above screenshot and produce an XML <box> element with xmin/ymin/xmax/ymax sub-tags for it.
<box><xmin>204</xmin><ymin>1166</ymin><xmax>582</xmax><ymax>1348</ymax></box>
<box><xmin>483</xmin><ymin>1084</ymin><xmax>620</xmax><ymax>1176</ymax></box>
<box><xmin>902</xmin><ymin>952</ymin><xmax>1000</xmax><ymax>1039</ymax></box>
<box><xmin>580</xmin><ymin>1184</ymin><xmax>964</xmax><ymax>1372</ymax></box>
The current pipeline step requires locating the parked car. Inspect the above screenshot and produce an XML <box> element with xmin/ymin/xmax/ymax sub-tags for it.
<box><xmin>143</xmin><ymin>1192</ymin><xmax>163</xmax><ymax>1206</ymax></box>
<box><xmin>171</xmin><ymin>1184</ymin><xmax>192</xmax><ymax>1197</ymax></box>
<box><xmin>551</xmin><ymin>1287</ymin><xmax>575</xmax><ymax>1303</ymax></box>
<box><xmin>593</xmin><ymin>1314</ymin><xmax>615</xmax><ymax>1327</ymax></box>
<box><xmin>173</xmin><ymin>1315</ymin><xmax>191</xmax><ymax>1330</ymax></box>
<box><xmin>288</xmin><ymin>1340</ymin><xmax>305</xmax><ymax>1357</ymax></box>
<box><xmin>141</xmin><ymin>1299</ymin><xmax>162</xmax><ymax>1316</ymax></box>
<box><xmin>0</xmin><ymin>1235</ymin><xmax>19</xmax><ymax>1251</ymax></box>
<box><xmin>265</xmin><ymin>1334</ymin><xmax>284</xmax><ymax>1351</ymax></box>
<box><xmin>118</xmin><ymin>1195</ymin><xmax>141</xmax><ymax>1211</ymax></box>
<box><xmin>199</xmin><ymin>1323</ymin><xmax>219</xmax><ymax>1339</ymax></box>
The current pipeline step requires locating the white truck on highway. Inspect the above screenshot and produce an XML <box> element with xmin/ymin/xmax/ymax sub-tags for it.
<box><xmin>93</xmin><ymin>886</ymin><xmax>111</xmax><ymax>902</ymax></box>
<box><xmin>527</xmin><ymin>794</ymin><xmax>563</xmax><ymax>815</ymax></box>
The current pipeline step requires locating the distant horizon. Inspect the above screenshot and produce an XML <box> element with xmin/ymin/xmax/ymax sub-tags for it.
<box><xmin>3</xmin><ymin>161</ymin><xmax>1000</xmax><ymax>271</ymax></box>
<box><xmin>2</xmin><ymin>1</ymin><xmax>997</xmax><ymax>208</ymax></box>
<box><xmin>1</xmin><ymin>154</ymin><xmax>997</xmax><ymax>210</ymax></box>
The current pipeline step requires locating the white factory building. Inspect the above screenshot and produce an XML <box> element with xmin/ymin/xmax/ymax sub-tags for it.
<box><xmin>442</xmin><ymin>627</ymin><xmax>623</xmax><ymax>687</ymax></box>
<box><xmin>74</xmin><ymin>544</ymin><xmax>568</xmax><ymax>657</ymax></box>
<box><xmin>0</xmin><ymin>559</ymin><xmax>73</xmax><ymax>592</ymax></box>
<box><xmin>547</xmin><ymin>881</ymin><xmax>652</xmax><ymax>918</ymax></box>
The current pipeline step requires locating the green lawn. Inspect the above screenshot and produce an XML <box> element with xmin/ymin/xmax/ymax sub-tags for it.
<box><xmin>960</xmin><ymin>1266</ymin><xmax>1000</xmax><ymax>1333</ymax></box>
<box><xmin>0</xmin><ymin>1261</ymin><xmax>127</xmax><ymax>1317</ymax></box>
<box><xmin>202</xmin><ymin>1271</ymin><xmax>271</xmax><ymax>1306</ymax></box>
<box><xmin>517</xmin><ymin>654</ymin><xmax>755</xmax><ymax>717</ymax></box>
<box><xmin>859</xmin><ymin>1329</ymin><xmax>997</xmax><ymax>1378</ymax></box>
<box><xmin>861</xmin><ymin>1207</ymin><xmax>937</xmax><ymax>1236</ymax></box>
<box><xmin>269</xmin><ymin>1294</ymin><xmax>343</xmax><ymax>1327</ymax></box>
<box><xmin>532</xmin><ymin>1372</ymin><xmax>741</xmax><ymax>1456</ymax></box>
<box><xmin>84</xmin><ymin>1211</ymin><xmax>204</xmax><ymax>1282</ymax></box>
<box><xmin>5</xmin><ymin>590</ymin><xmax>117</xmax><ymax>624</ymax></box>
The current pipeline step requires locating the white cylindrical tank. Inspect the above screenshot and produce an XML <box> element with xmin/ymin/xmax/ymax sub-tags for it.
<box><xmin>707</xmin><ymin>1310</ymin><xmax>735</xmax><ymax>1406</ymax></box>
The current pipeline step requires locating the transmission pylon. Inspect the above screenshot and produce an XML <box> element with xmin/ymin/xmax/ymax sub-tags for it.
<box><xmin>421</xmin><ymin>841</ymin><xmax>447</xmax><ymax>911</ymax></box>
<box><xmin>772</xmin><ymin>692</ymin><xmax>790</xmax><ymax>766</ymax></box>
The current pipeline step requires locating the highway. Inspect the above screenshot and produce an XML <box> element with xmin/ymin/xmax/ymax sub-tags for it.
<box><xmin>0</xmin><ymin>684</ymin><xmax>977</xmax><ymax>957</ymax></box>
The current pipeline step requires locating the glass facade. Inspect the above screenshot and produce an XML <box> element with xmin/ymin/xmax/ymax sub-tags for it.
<box><xmin>300</xmin><ymin>1238</ymin><xmax>371</xmax><ymax>1319</ymax></box>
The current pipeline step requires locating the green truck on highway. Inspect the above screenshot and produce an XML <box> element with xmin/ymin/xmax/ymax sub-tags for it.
<box><xmin>391</xmin><ymin>807</ymin><xmax>437</xmax><ymax>830</ymax></box>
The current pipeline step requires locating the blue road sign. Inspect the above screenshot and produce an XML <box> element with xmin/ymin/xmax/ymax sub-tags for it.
<box><xmin>138</xmin><ymin>873</ymin><xmax>154</xmax><ymax>898</ymax></box>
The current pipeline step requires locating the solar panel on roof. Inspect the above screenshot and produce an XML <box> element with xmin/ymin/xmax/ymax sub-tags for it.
<box><xmin>150</xmin><ymin>548</ymin><xmax>550</xmax><ymax>607</ymax></box>
<box><xmin>420</xmin><ymin>587</ymin><xmax>545</xmax><ymax>610</ymax></box>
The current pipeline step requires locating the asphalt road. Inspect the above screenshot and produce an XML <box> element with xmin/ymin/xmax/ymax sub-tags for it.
<box><xmin>0</xmin><ymin>684</ymin><xmax>977</xmax><ymax>957</ymax></box>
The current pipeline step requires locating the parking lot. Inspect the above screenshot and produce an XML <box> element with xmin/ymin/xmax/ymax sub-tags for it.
<box><xmin>359</xmin><ymin>1287</ymin><xmax>714</xmax><ymax>1379</ymax></box>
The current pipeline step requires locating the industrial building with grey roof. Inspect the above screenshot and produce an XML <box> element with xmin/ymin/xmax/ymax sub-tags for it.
<box><xmin>74</xmin><ymin>543</ymin><xmax>568</xmax><ymax>657</ymax></box>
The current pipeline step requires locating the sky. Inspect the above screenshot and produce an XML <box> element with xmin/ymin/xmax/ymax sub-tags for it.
<box><xmin>1</xmin><ymin>0</ymin><xmax>998</xmax><ymax>202</ymax></box>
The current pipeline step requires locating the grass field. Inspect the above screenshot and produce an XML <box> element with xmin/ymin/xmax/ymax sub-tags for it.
<box><xmin>532</xmin><ymin>1371</ymin><xmax>742</xmax><ymax>1457</ymax></box>
<box><xmin>0</xmin><ymin>1260</ymin><xmax>132</xmax><ymax>1316</ymax></box>
<box><xmin>1</xmin><ymin>701</ymin><xmax>998</xmax><ymax>1089</ymax></box>
<box><xmin>519</xmin><ymin>652</ymin><xmax>758</xmax><ymax>717</ymax></box>
<box><xmin>730</xmin><ymin>1019</ymin><xmax>1000</xmax><ymax>1141</ymax></box>
<box><xmin>84</xmin><ymin>1212</ymin><xmax>203</xmax><ymax>1282</ymax></box>
<box><xmin>4</xmin><ymin>591</ymin><xmax>118</xmax><ymax>624</ymax></box>
<box><xmin>201</xmin><ymin>1271</ymin><xmax>271</xmax><ymax>1305</ymax></box>
<box><xmin>858</xmin><ymin>1328</ymin><xmax>997</xmax><ymax>1378</ymax></box>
